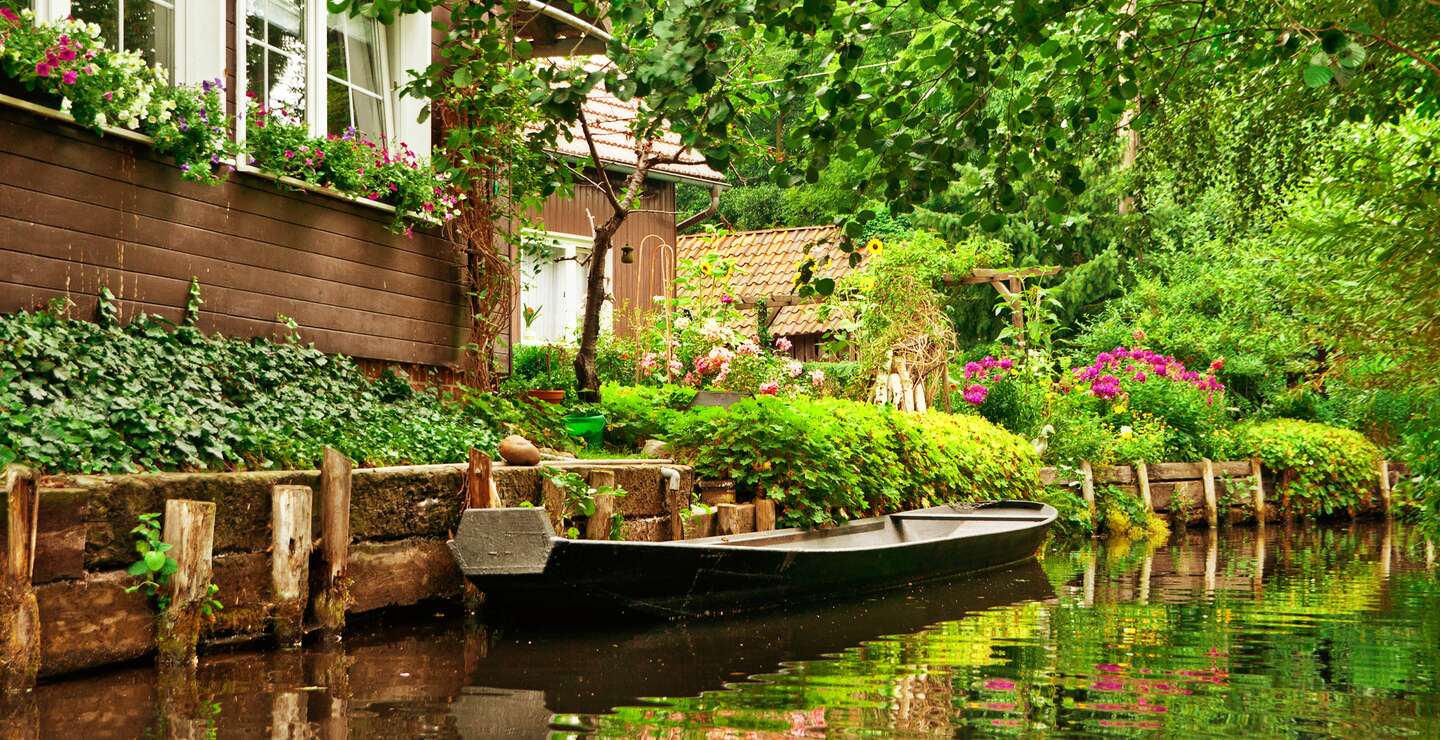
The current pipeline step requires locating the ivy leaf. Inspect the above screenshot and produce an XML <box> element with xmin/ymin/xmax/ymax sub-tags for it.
<box><xmin>126</xmin><ymin>560</ymin><xmax>150</xmax><ymax>576</ymax></box>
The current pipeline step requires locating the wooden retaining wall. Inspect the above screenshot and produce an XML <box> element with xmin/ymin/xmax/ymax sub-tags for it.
<box><xmin>0</xmin><ymin>459</ymin><xmax>695</xmax><ymax>681</ymax></box>
<box><xmin>1040</xmin><ymin>459</ymin><xmax>1405</xmax><ymax>525</ymax></box>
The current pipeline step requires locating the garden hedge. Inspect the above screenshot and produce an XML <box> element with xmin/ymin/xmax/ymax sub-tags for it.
<box><xmin>1229</xmin><ymin>418</ymin><xmax>1382</xmax><ymax>516</ymax></box>
<box><xmin>670</xmin><ymin>396</ymin><xmax>1044</xmax><ymax>527</ymax></box>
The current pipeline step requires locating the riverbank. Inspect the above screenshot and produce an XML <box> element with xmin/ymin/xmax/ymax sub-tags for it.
<box><xmin>4</xmin><ymin>459</ymin><xmax>696</xmax><ymax>680</ymax></box>
<box><xmin>6</xmin><ymin>521</ymin><xmax>1434</xmax><ymax>736</ymax></box>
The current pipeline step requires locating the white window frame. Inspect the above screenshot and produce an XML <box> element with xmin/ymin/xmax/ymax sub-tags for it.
<box><xmin>235</xmin><ymin>1</ymin><xmax>429</xmax><ymax>153</ymax></box>
<box><xmin>34</xmin><ymin>1</ymin><xmax>219</xmax><ymax>85</ymax></box>
<box><xmin>519</xmin><ymin>230</ymin><xmax>613</xmax><ymax>344</ymax></box>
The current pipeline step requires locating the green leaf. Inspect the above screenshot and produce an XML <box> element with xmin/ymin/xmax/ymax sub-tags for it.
<box><xmin>143</xmin><ymin>550</ymin><xmax>168</xmax><ymax>572</ymax></box>
<box><xmin>1336</xmin><ymin>42</ymin><xmax>1366</xmax><ymax>69</ymax></box>
<box><xmin>814</xmin><ymin>278</ymin><xmax>836</xmax><ymax>297</ymax></box>
<box><xmin>127</xmin><ymin>560</ymin><xmax>150</xmax><ymax>576</ymax></box>
<box><xmin>1302</xmin><ymin>65</ymin><xmax>1334</xmax><ymax>88</ymax></box>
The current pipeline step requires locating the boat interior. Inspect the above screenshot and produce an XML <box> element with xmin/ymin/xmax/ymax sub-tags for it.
<box><xmin>693</xmin><ymin>502</ymin><xmax>1053</xmax><ymax>551</ymax></box>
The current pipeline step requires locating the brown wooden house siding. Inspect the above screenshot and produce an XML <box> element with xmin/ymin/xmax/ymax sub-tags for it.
<box><xmin>0</xmin><ymin>105</ymin><xmax>467</xmax><ymax>368</ymax></box>
<box><xmin>532</xmin><ymin>178</ymin><xmax>677</xmax><ymax>339</ymax></box>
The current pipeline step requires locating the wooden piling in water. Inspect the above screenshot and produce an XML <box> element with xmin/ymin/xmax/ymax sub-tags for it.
<box><xmin>1136</xmin><ymin>461</ymin><xmax>1153</xmax><ymax>514</ymax></box>
<box><xmin>1378</xmin><ymin>460</ymin><xmax>1391</xmax><ymax>514</ymax></box>
<box><xmin>1250</xmin><ymin>459</ymin><xmax>1265</xmax><ymax>524</ymax></box>
<box><xmin>157</xmin><ymin>498</ymin><xmax>216</xmax><ymax>666</ymax></box>
<box><xmin>270</xmin><ymin>485</ymin><xmax>313</xmax><ymax>646</ymax></box>
<box><xmin>1201</xmin><ymin>458</ymin><xmax>1218</xmax><ymax>528</ymax></box>
<box><xmin>466</xmin><ymin>448</ymin><xmax>501</xmax><ymax>509</ymax></box>
<box><xmin>1079</xmin><ymin>460</ymin><xmax>1096</xmax><ymax>524</ymax></box>
<box><xmin>314</xmin><ymin>447</ymin><xmax>352</xmax><ymax>634</ymax></box>
<box><xmin>2</xmin><ymin>465</ymin><xmax>41</xmax><ymax>693</ymax></box>
<box><xmin>541</xmin><ymin>475</ymin><xmax>566</xmax><ymax>534</ymax></box>
<box><xmin>754</xmin><ymin>499</ymin><xmax>777</xmax><ymax>532</ymax></box>
<box><xmin>585</xmin><ymin>470</ymin><xmax>618</xmax><ymax>540</ymax></box>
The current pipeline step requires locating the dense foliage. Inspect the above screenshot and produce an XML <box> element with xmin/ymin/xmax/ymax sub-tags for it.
<box><xmin>670</xmin><ymin>396</ymin><xmax>1043</xmax><ymax>528</ymax></box>
<box><xmin>1228</xmin><ymin>419</ymin><xmax>1383</xmax><ymax>516</ymax></box>
<box><xmin>0</xmin><ymin>302</ymin><xmax>566</xmax><ymax>472</ymax></box>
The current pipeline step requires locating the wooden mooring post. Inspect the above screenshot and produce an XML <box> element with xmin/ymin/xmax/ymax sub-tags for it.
<box><xmin>1078</xmin><ymin>461</ymin><xmax>1096</xmax><ymax>524</ymax></box>
<box><xmin>2</xmin><ymin>465</ymin><xmax>41</xmax><ymax>693</ymax></box>
<box><xmin>1378</xmin><ymin>460</ymin><xmax>1392</xmax><ymax>514</ymax></box>
<box><xmin>271</xmin><ymin>485</ymin><xmax>313</xmax><ymax>646</ymax></box>
<box><xmin>1201</xmin><ymin>458</ymin><xmax>1218</xmax><ymax>528</ymax></box>
<box><xmin>1250</xmin><ymin>459</ymin><xmax>1266</xmax><ymax>524</ymax></box>
<box><xmin>314</xmin><ymin>447</ymin><xmax>352</xmax><ymax>634</ymax></box>
<box><xmin>158</xmin><ymin>499</ymin><xmax>216</xmax><ymax>666</ymax></box>
<box><xmin>754</xmin><ymin>498</ymin><xmax>777</xmax><ymax>532</ymax></box>
<box><xmin>585</xmin><ymin>470</ymin><xmax>617</xmax><ymax>541</ymax></box>
<box><xmin>465</xmin><ymin>448</ymin><xmax>501</xmax><ymax>509</ymax></box>
<box><xmin>1136</xmin><ymin>461</ymin><xmax>1153</xmax><ymax>514</ymax></box>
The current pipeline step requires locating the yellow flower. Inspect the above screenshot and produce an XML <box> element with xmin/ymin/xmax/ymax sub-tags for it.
<box><xmin>865</xmin><ymin>237</ymin><xmax>884</xmax><ymax>254</ymax></box>
<box><xmin>699</xmin><ymin>262</ymin><xmax>714</xmax><ymax>276</ymax></box>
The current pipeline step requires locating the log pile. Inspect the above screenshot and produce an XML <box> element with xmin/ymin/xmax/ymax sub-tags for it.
<box><xmin>870</xmin><ymin>334</ymin><xmax>950</xmax><ymax>412</ymax></box>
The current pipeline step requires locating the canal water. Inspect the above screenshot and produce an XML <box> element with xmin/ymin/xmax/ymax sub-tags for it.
<box><xmin>15</xmin><ymin>522</ymin><xmax>1439</xmax><ymax>737</ymax></box>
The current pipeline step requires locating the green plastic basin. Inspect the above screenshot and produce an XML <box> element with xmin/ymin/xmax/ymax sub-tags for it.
<box><xmin>563</xmin><ymin>413</ymin><xmax>606</xmax><ymax>448</ymax></box>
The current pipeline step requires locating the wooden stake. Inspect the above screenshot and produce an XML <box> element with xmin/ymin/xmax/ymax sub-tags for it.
<box><xmin>585</xmin><ymin>470</ymin><xmax>618</xmax><ymax>540</ymax></box>
<box><xmin>1137</xmin><ymin>551</ymin><xmax>1152</xmax><ymax>605</ymax></box>
<box><xmin>1250</xmin><ymin>458</ymin><xmax>1265</xmax><ymax>524</ymax></box>
<box><xmin>541</xmin><ymin>475</ymin><xmax>566</xmax><ymax>534</ymax></box>
<box><xmin>271</xmin><ymin>485</ymin><xmax>313</xmax><ymax>646</ymax></box>
<box><xmin>1136</xmin><ymin>462</ymin><xmax>1153</xmax><ymax>514</ymax></box>
<box><xmin>465</xmin><ymin>448</ymin><xmax>501</xmax><ymax>509</ymax></box>
<box><xmin>1201</xmin><ymin>458</ymin><xmax>1218</xmax><ymax>528</ymax></box>
<box><xmin>940</xmin><ymin>352</ymin><xmax>952</xmax><ymax>414</ymax></box>
<box><xmin>1204</xmin><ymin>528</ymin><xmax>1218</xmax><ymax>595</ymax></box>
<box><xmin>1378</xmin><ymin>460</ymin><xmax>1392</xmax><ymax>514</ymax></box>
<box><xmin>1079</xmin><ymin>460</ymin><xmax>1096</xmax><ymax>524</ymax></box>
<box><xmin>717</xmin><ymin>503</ymin><xmax>754</xmax><ymax>536</ymax></box>
<box><xmin>754</xmin><ymin>499</ymin><xmax>777</xmax><ymax>532</ymax></box>
<box><xmin>314</xmin><ymin>447</ymin><xmax>352</xmax><ymax>634</ymax></box>
<box><xmin>2</xmin><ymin>465</ymin><xmax>41</xmax><ymax>693</ymax></box>
<box><xmin>158</xmin><ymin>499</ymin><xmax>216</xmax><ymax>666</ymax></box>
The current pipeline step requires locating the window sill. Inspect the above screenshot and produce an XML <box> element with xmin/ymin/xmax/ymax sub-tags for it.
<box><xmin>0</xmin><ymin>92</ymin><xmax>397</xmax><ymax>217</ymax></box>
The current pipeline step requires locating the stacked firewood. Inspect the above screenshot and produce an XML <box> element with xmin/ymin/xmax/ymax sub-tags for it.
<box><xmin>870</xmin><ymin>334</ymin><xmax>949</xmax><ymax>412</ymax></box>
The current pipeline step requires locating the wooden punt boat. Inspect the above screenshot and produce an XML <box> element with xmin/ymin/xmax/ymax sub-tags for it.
<box><xmin>449</xmin><ymin>499</ymin><xmax>1056</xmax><ymax>618</ymax></box>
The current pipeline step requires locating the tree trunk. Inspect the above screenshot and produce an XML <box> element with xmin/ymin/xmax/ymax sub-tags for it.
<box><xmin>575</xmin><ymin>218</ymin><xmax>620</xmax><ymax>397</ymax></box>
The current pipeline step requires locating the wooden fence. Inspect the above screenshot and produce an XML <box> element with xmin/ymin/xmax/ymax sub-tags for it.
<box><xmin>1040</xmin><ymin>459</ymin><xmax>1403</xmax><ymax>526</ymax></box>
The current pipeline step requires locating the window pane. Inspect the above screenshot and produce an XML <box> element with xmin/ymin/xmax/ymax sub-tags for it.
<box><xmin>325</xmin><ymin>13</ymin><xmax>386</xmax><ymax>139</ymax></box>
<box><xmin>71</xmin><ymin>0</ymin><xmax>120</xmax><ymax>51</ymax></box>
<box><xmin>245</xmin><ymin>0</ymin><xmax>306</xmax><ymax>114</ymax></box>
<box><xmin>351</xmin><ymin>90</ymin><xmax>384</xmax><ymax>139</ymax></box>
<box><xmin>326</xmin><ymin>78</ymin><xmax>351</xmax><ymax>134</ymax></box>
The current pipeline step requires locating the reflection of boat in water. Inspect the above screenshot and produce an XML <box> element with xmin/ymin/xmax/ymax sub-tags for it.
<box><xmin>454</xmin><ymin>560</ymin><xmax>1056</xmax><ymax>720</ymax></box>
<box><xmin>450</xmin><ymin>501</ymin><xmax>1057</xmax><ymax>618</ymax></box>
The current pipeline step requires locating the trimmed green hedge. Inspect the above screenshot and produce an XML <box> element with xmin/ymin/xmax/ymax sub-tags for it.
<box><xmin>670</xmin><ymin>396</ymin><xmax>1044</xmax><ymax>527</ymax></box>
<box><xmin>1229</xmin><ymin>418</ymin><xmax>1382</xmax><ymax>516</ymax></box>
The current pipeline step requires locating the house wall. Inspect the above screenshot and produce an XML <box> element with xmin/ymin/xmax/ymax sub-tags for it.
<box><xmin>533</xmin><ymin>178</ymin><xmax>678</xmax><ymax>340</ymax></box>
<box><xmin>0</xmin><ymin>104</ymin><xmax>467</xmax><ymax>368</ymax></box>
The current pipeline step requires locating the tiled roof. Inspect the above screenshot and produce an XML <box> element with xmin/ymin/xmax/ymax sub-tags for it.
<box><xmin>544</xmin><ymin>59</ymin><xmax>726</xmax><ymax>186</ymax></box>
<box><xmin>675</xmin><ymin>226</ymin><xmax>854</xmax><ymax>336</ymax></box>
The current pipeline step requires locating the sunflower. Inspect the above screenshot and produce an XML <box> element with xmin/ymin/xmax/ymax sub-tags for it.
<box><xmin>865</xmin><ymin>237</ymin><xmax>884</xmax><ymax>254</ymax></box>
<box><xmin>699</xmin><ymin>262</ymin><xmax>714</xmax><ymax>276</ymax></box>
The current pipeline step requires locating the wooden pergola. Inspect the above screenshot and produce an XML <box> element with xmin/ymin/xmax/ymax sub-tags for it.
<box><xmin>733</xmin><ymin>266</ymin><xmax>1062</xmax><ymax>338</ymax></box>
<box><xmin>731</xmin><ymin>265</ymin><xmax>1061</xmax><ymax>413</ymax></box>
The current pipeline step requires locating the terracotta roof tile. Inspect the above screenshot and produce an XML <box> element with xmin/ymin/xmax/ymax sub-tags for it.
<box><xmin>544</xmin><ymin>59</ymin><xmax>726</xmax><ymax>185</ymax></box>
<box><xmin>675</xmin><ymin>226</ymin><xmax>854</xmax><ymax>336</ymax></box>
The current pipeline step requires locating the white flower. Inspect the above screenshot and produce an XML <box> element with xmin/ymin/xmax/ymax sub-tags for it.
<box><xmin>673</xmin><ymin>316</ymin><xmax>690</xmax><ymax>330</ymax></box>
<box><xmin>60</xmin><ymin>98</ymin><xmax>72</xmax><ymax>113</ymax></box>
<box><xmin>786</xmin><ymin>361</ymin><xmax>803</xmax><ymax>378</ymax></box>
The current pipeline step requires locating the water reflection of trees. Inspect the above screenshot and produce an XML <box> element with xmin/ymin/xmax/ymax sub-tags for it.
<box><xmin>590</xmin><ymin>524</ymin><xmax>1440</xmax><ymax>737</ymax></box>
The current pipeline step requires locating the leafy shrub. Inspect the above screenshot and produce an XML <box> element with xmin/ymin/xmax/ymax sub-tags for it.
<box><xmin>598</xmin><ymin>383</ymin><xmax>697</xmax><ymax>450</ymax></box>
<box><xmin>504</xmin><ymin>344</ymin><xmax>576</xmax><ymax>396</ymax></box>
<box><xmin>671</xmin><ymin>397</ymin><xmax>1043</xmax><ymax>527</ymax></box>
<box><xmin>1227</xmin><ymin>418</ymin><xmax>1382</xmax><ymax>516</ymax></box>
<box><xmin>0</xmin><ymin>303</ymin><xmax>509</xmax><ymax>472</ymax></box>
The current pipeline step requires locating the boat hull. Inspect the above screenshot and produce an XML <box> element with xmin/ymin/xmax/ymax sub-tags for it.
<box><xmin>450</xmin><ymin>500</ymin><xmax>1056</xmax><ymax>618</ymax></box>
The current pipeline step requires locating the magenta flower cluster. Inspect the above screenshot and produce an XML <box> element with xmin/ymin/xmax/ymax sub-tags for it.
<box><xmin>1072</xmin><ymin>346</ymin><xmax>1225</xmax><ymax>402</ymax></box>
<box><xmin>960</xmin><ymin>355</ymin><xmax>1014</xmax><ymax>406</ymax></box>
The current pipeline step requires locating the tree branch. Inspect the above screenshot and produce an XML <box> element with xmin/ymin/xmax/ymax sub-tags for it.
<box><xmin>577</xmin><ymin>106</ymin><xmax>625</xmax><ymax>212</ymax></box>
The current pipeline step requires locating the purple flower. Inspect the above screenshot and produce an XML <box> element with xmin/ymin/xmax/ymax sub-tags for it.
<box><xmin>963</xmin><ymin>384</ymin><xmax>989</xmax><ymax>405</ymax></box>
<box><xmin>998</xmin><ymin>358</ymin><xmax>1014</xmax><ymax>370</ymax></box>
<box><xmin>34</xmin><ymin>62</ymin><xmax>51</xmax><ymax>77</ymax></box>
<box><xmin>983</xmin><ymin>678</ymin><xmax>1017</xmax><ymax>691</ymax></box>
<box><xmin>61</xmin><ymin>70</ymin><xmax>77</xmax><ymax>85</ymax></box>
<box><xmin>964</xmin><ymin>361</ymin><xmax>982</xmax><ymax>379</ymax></box>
